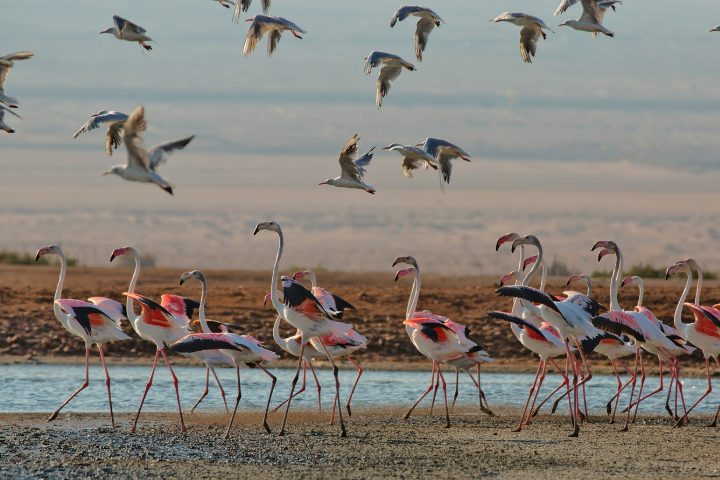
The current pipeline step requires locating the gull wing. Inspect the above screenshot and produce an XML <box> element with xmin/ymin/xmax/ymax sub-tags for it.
<box><xmin>122</xmin><ymin>105</ymin><xmax>152</xmax><ymax>171</ymax></box>
<box><xmin>147</xmin><ymin>135</ymin><xmax>195</xmax><ymax>171</ymax></box>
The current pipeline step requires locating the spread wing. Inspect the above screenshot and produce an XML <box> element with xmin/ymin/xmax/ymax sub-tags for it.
<box><xmin>72</xmin><ymin>111</ymin><xmax>128</xmax><ymax>138</ymax></box>
<box><xmin>122</xmin><ymin>105</ymin><xmax>151</xmax><ymax>171</ymax></box>
<box><xmin>580</xmin><ymin>0</ymin><xmax>601</xmax><ymax>23</ymax></box>
<box><xmin>554</xmin><ymin>0</ymin><xmax>580</xmax><ymax>15</ymax></box>
<box><xmin>0</xmin><ymin>51</ymin><xmax>33</xmax><ymax>90</ymax></box>
<box><xmin>147</xmin><ymin>135</ymin><xmax>195</xmax><ymax>171</ymax></box>
<box><xmin>113</xmin><ymin>14</ymin><xmax>146</xmax><ymax>35</ymax></box>
<box><xmin>519</xmin><ymin>27</ymin><xmax>542</xmax><ymax>63</ymax></box>
<box><xmin>415</xmin><ymin>17</ymin><xmax>436</xmax><ymax>61</ymax></box>
<box><xmin>376</xmin><ymin>65</ymin><xmax>402</xmax><ymax>108</ymax></box>
<box><xmin>105</xmin><ymin>121</ymin><xmax>125</xmax><ymax>156</ymax></box>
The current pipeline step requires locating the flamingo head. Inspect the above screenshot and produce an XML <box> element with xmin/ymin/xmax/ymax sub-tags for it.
<box><xmin>596</xmin><ymin>248</ymin><xmax>613</xmax><ymax>262</ymax></box>
<box><xmin>621</xmin><ymin>275</ymin><xmax>641</xmax><ymax>288</ymax></box>
<box><xmin>511</xmin><ymin>234</ymin><xmax>540</xmax><ymax>253</ymax></box>
<box><xmin>263</xmin><ymin>292</ymin><xmax>272</xmax><ymax>305</ymax></box>
<box><xmin>253</xmin><ymin>220</ymin><xmax>281</xmax><ymax>235</ymax></box>
<box><xmin>499</xmin><ymin>270</ymin><xmax>519</xmax><ymax>287</ymax></box>
<box><xmin>523</xmin><ymin>255</ymin><xmax>538</xmax><ymax>271</ymax></box>
<box><xmin>495</xmin><ymin>232</ymin><xmax>520</xmax><ymax>251</ymax></box>
<box><xmin>110</xmin><ymin>246</ymin><xmax>138</xmax><ymax>262</ymax></box>
<box><xmin>35</xmin><ymin>244</ymin><xmax>61</xmax><ymax>261</ymax></box>
<box><xmin>394</xmin><ymin>267</ymin><xmax>415</xmax><ymax>283</ymax></box>
<box><xmin>591</xmin><ymin>240</ymin><xmax>619</xmax><ymax>254</ymax></box>
<box><xmin>665</xmin><ymin>260</ymin><xmax>689</xmax><ymax>280</ymax></box>
<box><xmin>392</xmin><ymin>255</ymin><xmax>418</xmax><ymax>269</ymax></box>
<box><xmin>566</xmin><ymin>274</ymin><xmax>588</xmax><ymax>287</ymax></box>
<box><xmin>180</xmin><ymin>269</ymin><xmax>205</xmax><ymax>286</ymax></box>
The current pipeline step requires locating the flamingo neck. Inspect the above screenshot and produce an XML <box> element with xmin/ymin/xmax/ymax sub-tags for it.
<box><xmin>694</xmin><ymin>265</ymin><xmax>703</xmax><ymax>306</ymax></box>
<box><xmin>406</xmin><ymin>267</ymin><xmax>421</xmax><ymax>320</ymax></box>
<box><xmin>52</xmin><ymin>251</ymin><xmax>67</xmax><ymax>320</ymax></box>
<box><xmin>609</xmin><ymin>250</ymin><xmax>623</xmax><ymax>311</ymax></box>
<box><xmin>269</xmin><ymin>230</ymin><xmax>286</xmax><ymax>315</ymax></box>
<box><xmin>198</xmin><ymin>277</ymin><xmax>210</xmax><ymax>333</ymax></box>
<box><xmin>539</xmin><ymin>258</ymin><xmax>547</xmax><ymax>291</ymax></box>
<box><xmin>518</xmin><ymin>242</ymin><xmax>545</xmax><ymax>317</ymax></box>
<box><xmin>585</xmin><ymin>277</ymin><xmax>592</xmax><ymax>297</ymax></box>
<box><xmin>636</xmin><ymin>278</ymin><xmax>644</xmax><ymax>307</ymax></box>
<box><xmin>307</xmin><ymin>271</ymin><xmax>317</xmax><ymax>289</ymax></box>
<box><xmin>272</xmin><ymin>316</ymin><xmax>285</xmax><ymax>349</ymax></box>
<box><xmin>674</xmin><ymin>268</ymin><xmax>693</xmax><ymax>332</ymax></box>
<box><xmin>126</xmin><ymin>253</ymin><xmax>141</xmax><ymax>320</ymax></box>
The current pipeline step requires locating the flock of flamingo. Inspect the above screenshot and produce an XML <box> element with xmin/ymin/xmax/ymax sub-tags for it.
<box><xmin>33</xmin><ymin>223</ymin><xmax>720</xmax><ymax>438</ymax></box>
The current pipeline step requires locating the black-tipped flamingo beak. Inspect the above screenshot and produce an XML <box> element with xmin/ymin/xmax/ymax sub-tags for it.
<box><xmin>253</xmin><ymin>225</ymin><xmax>260</xmax><ymax>235</ymax></box>
<box><xmin>34</xmin><ymin>252</ymin><xmax>41</xmax><ymax>262</ymax></box>
<box><xmin>110</xmin><ymin>253</ymin><xmax>116</xmax><ymax>262</ymax></box>
<box><xmin>394</xmin><ymin>272</ymin><xmax>401</xmax><ymax>283</ymax></box>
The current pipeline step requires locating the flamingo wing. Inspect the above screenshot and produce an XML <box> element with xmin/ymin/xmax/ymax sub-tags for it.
<box><xmin>87</xmin><ymin>297</ymin><xmax>127</xmax><ymax>325</ymax></box>
<box><xmin>404</xmin><ymin>317</ymin><xmax>453</xmax><ymax>343</ymax></box>
<box><xmin>684</xmin><ymin>303</ymin><xmax>720</xmax><ymax>338</ymax></box>
<box><xmin>283</xmin><ymin>278</ymin><xmax>332</xmax><ymax>321</ymax></box>
<box><xmin>488</xmin><ymin>311</ymin><xmax>546</xmax><ymax>340</ymax></box>
<box><xmin>591</xmin><ymin>311</ymin><xmax>646</xmax><ymax>342</ymax></box>
<box><xmin>123</xmin><ymin>292</ymin><xmax>175</xmax><ymax>328</ymax></box>
<box><xmin>160</xmin><ymin>294</ymin><xmax>199</xmax><ymax>324</ymax></box>
<box><xmin>55</xmin><ymin>299</ymin><xmax>118</xmax><ymax>336</ymax></box>
<box><xmin>495</xmin><ymin>285</ymin><xmax>562</xmax><ymax>314</ymax></box>
<box><xmin>170</xmin><ymin>333</ymin><xmax>245</xmax><ymax>354</ymax></box>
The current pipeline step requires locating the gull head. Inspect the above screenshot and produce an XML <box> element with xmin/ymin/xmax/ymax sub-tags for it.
<box><xmin>99</xmin><ymin>27</ymin><xmax>114</xmax><ymax>35</ymax></box>
<box><xmin>558</xmin><ymin>21</ymin><xmax>573</xmax><ymax>28</ymax></box>
<box><xmin>318</xmin><ymin>178</ymin><xmax>335</xmax><ymax>186</ymax></box>
<box><xmin>102</xmin><ymin>165</ymin><xmax>122</xmax><ymax>176</ymax></box>
<box><xmin>382</xmin><ymin>143</ymin><xmax>402</xmax><ymax>151</ymax></box>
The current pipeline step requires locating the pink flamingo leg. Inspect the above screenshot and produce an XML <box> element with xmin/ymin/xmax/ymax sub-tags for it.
<box><xmin>437</xmin><ymin>367</ymin><xmax>451</xmax><ymax>428</ymax></box>
<box><xmin>709</xmin><ymin>357</ymin><xmax>720</xmax><ymax>427</ymax></box>
<box><xmin>279</xmin><ymin>339</ymin><xmax>306</xmax><ymax>436</ymax></box>
<box><xmin>524</xmin><ymin>360</ymin><xmax>548</xmax><ymax>426</ymax></box>
<box><xmin>515</xmin><ymin>360</ymin><xmax>543</xmax><ymax>432</ymax></box>
<box><xmin>629</xmin><ymin>359</ymin><xmax>664</xmax><ymax>421</ymax></box>
<box><xmin>675</xmin><ymin>357</ymin><xmax>713</xmax><ymax>427</ymax></box>
<box><xmin>629</xmin><ymin>352</ymin><xmax>648</xmax><ymax>423</ymax></box>
<box><xmin>97</xmin><ymin>344</ymin><xmax>115</xmax><ymax>428</ymax></box>
<box><xmin>190</xmin><ymin>368</ymin><xmax>211</xmax><ymax>413</ymax></box>
<box><xmin>621</xmin><ymin>347</ymin><xmax>641</xmax><ymax>432</ymax></box>
<box><xmin>572</xmin><ymin>337</ymin><xmax>592</xmax><ymax>422</ymax></box>
<box><xmin>532</xmin><ymin>358</ymin><xmax>568</xmax><ymax>417</ymax></box>
<box><xmin>308</xmin><ymin>360</ymin><xmax>322</xmax><ymax>412</ymax></box>
<box><xmin>224</xmin><ymin>365</ymin><xmax>242</xmax><ymax>438</ymax></box>
<box><xmin>664</xmin><ymin>363</ymin><xmax>676</xmax><ymax>418</ymax></box>
<box><xmin>404</xmin><ymin>361</ymin><xmax>437</xmax><ymax>420</ymax></box>
<box><xmin>257</xmin><ymin>364</ymin><xmax>277</xmax><ymax>434</ymax></box>
<box><xmin>563</xmin><ymin>342</ymin><xmax>579</xmax><ymax>436</ymax></box>
<box><xmin>210</xmin><ymin>367</ymin><xmax>229</xmax><ymax>413</ymax></box>
<box><xmin>429</xmin><ymin>365</ymin><xmax>441</xmax><ymax>415</ymax></box>
<box><xmin>609</xmin><ymin>364</ymin><xmax>634</xmax><ymax>424</ymax></box>
<box><xmin>318</xmin><ymin>342</ymin><xmax>346</xmax><ymax>437</ymax></box>
<box><xmin>344</xmin><ymin>356</ymin><xmax>363</xmax><ymax>417</ymax></box>
<box><xmin>159</xmin><ymin>348</ymin><xmax>186</xmax><ymax>433</ymax></box>
<box><xmin>272</xmin><ymin>360</ymin><xmax>307</xmax><ymax>413</ymax></box>
<box><xmin>131</xmin><ymin>349</ymin><xmax>160</xmax><ymax>433</ymax></box>
<box><xmin>48</xmin><ymin>346</ymin><xmax>90</xmax><ymax>422</ymax></box>
<box><xmin>451</xmin><ymin>368</ymin><xmax>460</xmax><ymax>409</ymax></box>
<box><xmin>476</xmin><ymin>363</ymin><xmax>494</xmax><ymax>415</ymax></box>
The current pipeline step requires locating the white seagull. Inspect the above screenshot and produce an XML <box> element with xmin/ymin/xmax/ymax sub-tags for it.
<box><xmin>319</xmin><ymin>134</ymin><xmax>376</xmax><ymax>194</ymax></box>
<box><xmin>554</xmin><ymin>0</ymin><xmax>621</xmax><ymax>17</ymax></box>
<box><xmin>0</xmin><ymin>51</ymin><xmax>34</xmax><ymax>108</ymax></box>
<box><xmin>558</xmin><ymin>0</ymin><xmax>615</xmax><ymax>37</ymax></box>
<box><xmin>0</xmin><ymin>103</ymin><xmax>21</xmax><ymax>134</ymax></box>
<box><xmin>382</xmin><ymin>143</ymin><xmax>438</xmax><ymax>178</ymax></box>
<box><xmin>233</xmin><ymin>0</ymin><xmax>270</xmax><ymax>23</ymax></box>
<box><xmin>99</xmin><ymin>15</ymin><xmax>153</xmax><ymax>51</ymax></box>
<box><xmin>72</xmin><ymin>110</ymin><xmax>129</xmax><ymax>156</ymax></box>
<box><xmin>491</xmin><ymin>13</ymin><xmax>554</xmax><ymax>64</ymax></box>
<box><xmin>711</xmin><ymin>26</ymin><xmax>720</xmax><ymax>32</ymax></box>
<box><xmin>363</xmin><ymin>51</ymin><xmax>415</xmax><ymax>108</ymax></box>
<box><xmin>243</xmin><ymin>15</ymin><xmax>305</xmax><ymax>57</ymax></box>
<box><xmin>103</xmin><ymin>106</ymin><xmax>195</xmax><ymax>196</ymax></box>
<box><xmin>419</xmin><ymin>137</ymin><xmax>471</xmax><ymax>189</ymax></box>
<box><xmin>390</xmin><ymin>6</ymin><xmax>444</xmax><ymax>62</ymax></box>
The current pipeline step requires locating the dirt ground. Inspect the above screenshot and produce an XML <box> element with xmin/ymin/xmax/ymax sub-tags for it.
<box><xmin>0</xmin><ymin>408</ymin><xmax>717</xmax><ymax>479</ymax></box>
<box><xmin>0</xmin><ymin>264</ymin><xmax>716</xmax><ymax>375</ymax></box>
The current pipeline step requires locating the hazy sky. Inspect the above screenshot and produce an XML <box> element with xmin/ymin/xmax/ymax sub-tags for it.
<box><xmin>2</xmin><ymin>1</ymin><xmax>720</xmax><ymax>274</ymax></box>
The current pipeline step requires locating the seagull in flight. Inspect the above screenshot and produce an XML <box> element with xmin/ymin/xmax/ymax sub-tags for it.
<box><xmin>0</xmin><ymin>103</ymin><xmax>21</xmax><ymax>133</ymax></box>
<box><xmin>491</xmin><ymin>13</ymin><xmax>554</xmax><ymax>63</ymax></box>
<box><xmin>390</xmin><ymin>6</ymin><xmax>444</xmax><ymax>62</ymax></box>
<box><xmin>233</xmin><ymin>0</ymin><xmax>270</xmax><ymax>23</ymax></box>
<box><xmin>419</xmin><ymin>137</ymin><xmax>471</xmax><ymax>190</ymax></box>
<box><xmin>102</xmin><ymin>106</ymin><xmax>195</xmax><ymax>195</ymax></box>
<box><xmin>319</xmin><ymin>134</ymin><xmax>376</xmax><ymax>194</ymax></box>
<box><xmin>558</xmin><ymin>0</ymin><xmax>615</xmax><ymax>37</ymax></box>
<box><xmin>212</xmin><ymin>0</ymin><xmax>236</xmax><ymax>9</ymax></box>
<box><xmin>242</xmin><ymin>15</ymin><xmax>305</xmax><ymax>57</ymax></box>
<box><xmin>72</xmin><ymin>110</ymin><xmax>129</xmax><ymax>156</ymax></box>
<box><xmin>99</xmin><ymin>15</ymin><xmax>153</xmax><ymax>51</ymax></box>
<box><xmin>382</xmin><ymin>143</ymin><xmax>438</xmax><ymax>178</ymax></box>
<box><xmin>0</xmin><ymin>51</ymin><xmax>34</xmax><ymax>108</ymax></box>
<box><xmin>363</xmin><ymin>51</ymin><xmax>415</xmax><ymax>108</ymax></box>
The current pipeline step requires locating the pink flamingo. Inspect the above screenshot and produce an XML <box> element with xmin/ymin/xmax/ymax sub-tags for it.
<box><xmin>254</xmin><ymin>221</ymin><xmax>352</xmax><ymax>437</ymax></box>
<box><xmin>111</xmin><ymin>246</ymin><xmax>193</xmax><ymax>433</ymax></box>
<box><xmin>170</xmin><ymin>270</ymin><xmax>278</xmax><ymax>436</ymax></box>
<box><xmin>666</xmin><ymin>259</ymin><xmax>720</xmax><ymax>426</ymax></box>
<box><xmin>393</xmin><ymin>256</ymin><xmax>474</xmax><ymax>428</ymax></box>
<box><xmin>35</xmin><ymin>244</ymin><xmax>131</xmax><ymax>427</ymax></box>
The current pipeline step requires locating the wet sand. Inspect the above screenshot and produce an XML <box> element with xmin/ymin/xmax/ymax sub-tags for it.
<box><xmin>1</xmin><ymin>409</ymin><xmax>717</xmax><ymax>479</ymax></box>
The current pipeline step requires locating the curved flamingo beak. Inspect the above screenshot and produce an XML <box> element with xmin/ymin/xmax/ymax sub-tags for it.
<box><xmin>620</xmin><ymin>277</ymin><xmax>631</xmax><ymax>287</ymax></box>
<box><xmin>495</xmin><ymin>233</ymin><xmax>519</xmax><ymax>251</ymax></box>
<box><xmin>110</xmin><ymin>248</ymin><xmax>123</xmax><ymax>262</ymax></box>
<box><xmin>523</xmin><ymin>255</ymin><xmax>537</xmax><ymax>271</ymax></box>
<box><xmin>566</xmin><ymin>275</ymin><xmax>578</xmax><ymax>287</ymax></box>
<box><xmin>263</xmin><ymin>292</ymin><xmax>272</xmax><ymax>305</ymax></box>
<box><xmin>597</xmin><ymin>248</ymin><xmax>612</xmax><ymax>262</ymax></box>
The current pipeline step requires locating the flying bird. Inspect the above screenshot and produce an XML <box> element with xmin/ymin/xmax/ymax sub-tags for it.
<box><xmin>233</xmin><ymin>0</ymin><xmax>270</xmax><ymax>23</ymax></box>
<box><xmin>382</xmin><ymin>143</ymin><xmax>438</xmax><ymax>178</ymax></box>
<box><xmin>711</xmin><ymin>26</ymin><xmax>720</xmax><ymax>32</ymax></box>
<box><xmin>363</xmin><ymin>51</ymin><xmax>415</xmax><ymax>108</ymax></box>
<box><xmin>99</xmin><ymin>15</ymin><xmax>153</xmax><ymax>51</ymax></box>
<box><xmin>419</xmin><ymin>137</ymin><xmax>471</xmax><ymax>189</ymax></box>
<box><xmin>319</xmin><ymin>134</ymin><xmax>376</xmax><ymax>194</ymax></box>
<box><xmin>389</xmin><ymin>6</ymin><xmax>444</xmax><ymax>62</ymax></box>
<box><xmin>554</xmin><ymin>0</ymin><xmax>621</xmax><ymax>17</ymax></box>
<box><xmin>0</xmin><ymin>51</ymin><xmax>33</xmax><ymax>108</ymax></box>
<box><xmin>72</xmin><ymin>110</ymin><xmax>129</xmax><ymax>156</ymax></box>
<box><xmin>102</xmin><ymin>106</ymin><xmax>195</xmax><ymax>195</ymax></box>
<box><xmin>0</xmin><ymin>103</ymin><xmax>21</xmax><ymax>133</ymax></box>
<box><xmin>213</xmin><ymin>0</ymin><xmax>236</xmax><ymax>9</ymax></box>
<box><xmin>558</xmin><ymin>0</ymin><xmax>615</xmax><ymax>37</ymax></box>
<box><xmin>491</xmin><ymin>13</ymin><xmax>554</xmax><ymax>63</ymax></box>
<box><xmin>243</xmin><ymin>15</ymin><xmax>305</xmax><ymax>57</ymax></box>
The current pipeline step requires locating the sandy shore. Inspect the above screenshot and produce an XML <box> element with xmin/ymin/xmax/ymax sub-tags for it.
<box><xmin>1</xmin><ymin>409</ymin><xmax>717</xmax><ymax>479</ymax></box>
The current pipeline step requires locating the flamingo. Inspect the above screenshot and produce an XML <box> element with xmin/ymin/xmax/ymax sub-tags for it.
<box><xmin>496</xmin><ymin>235</ymin><xmax>606</xmax><ymax>436</ymax></box>
<box><xmin>318</xmin><ymin>134</ymin><xmax>376</xmax><ymax>194</ymax></box>
<box><xmin>590</xmin><ymin>241</ymin><xmax>682</xmax><ymax>431</ymax></box>
<box><xmin>666</xmin><ymin>259</ymin><xmax>720</xmax><ymax>426</ymax></box>
<box><xmin>393</xmin><ymin>256</ymin><xmax>474</xmax><ymax>427</ymax></box>
<box><xmin>363</xmin><ymin>51</ymin><xmax>415</xmax><ymax>108</ymax></box>
<box><xmin>110</xmin><ymin>246</ymin><xmax>196</xmax><ymax>433</ymax></box>
<box><xmin>254</xmin><ymin>220</ymin><xmax>351</xmax><ymax>437</ymax></box>
<box><xmin>292</xmin><ymin>270</ymin><xmax>367</xmax><ymax>416</ymax></box>
<box><xmin>389</xmin><ymin>6</ymin><xmax>444</xmax><ymax>62</ymax></box>
<box><xmin>242</xmin><ymin>15</ymin><xmax>305</xmax><ymax>57</ymax></box>
<box><xmin>170</xmin><ymin>270</ymin><xmax>278</xmax><ymax>435</ymax></box>
<box><xmin>35</xmin><ymin>244</ymin><xmax>130</xmax><ymax>427</ymax></box>
<box><xmin>491</xmin><ymin>12</ymin><xmax>554</xmax><ymax>64</ymax></box>
<box><xmin>99</xmin><ymin>15</ymin><xmax>153</xmax><ymax>51</ymax></box>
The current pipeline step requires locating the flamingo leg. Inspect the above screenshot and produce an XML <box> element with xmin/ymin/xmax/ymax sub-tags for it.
<box><xmin>532</xmin><ymin>357</ymin><xmax>567</xmax><ymax>417</ymax></box>
<box><xmin>664</xmin><ymin>362</ymin><xmax>676</xmax><ymax>418</ymax></box>
<box><xmin>476</xmin><ymin>363</ymin><xmax>494</xmax><ymax>415</ymax></box>
<box><xmin>628</xmin><ymin>359</ymin><xmax>664</xmax><ymax>420</ymax></box>
<box><xmin>209</xmin><ymin>366</ymin><xmax>229</xmax><ymax>413</ymax></box>
<box><xmin>621</xmin><ymin>347</ymin><xmax>641</xmax><ymax>432</ymax></box>
<box><xmin>318</xmin><ymin>342</ymin><xmax>346</xmax><ymax>437</ymax></box>
<box><xmin>437</xmin><ymin>367</ymin><xmax>451</xmax><ymax>428</ymax></box>
<box><xmin>159</xmin><ymin>348</ymin><xmax>186</xmax><ymax>433</ymax></box>
<box><xmin>344</xmin><ymin>356</ymin><xmax>363</xmax><ymax>417</ymax></box>
<box><xmin>279</xmin><ymin>338</ymin><xmax>305</xmax><ymax>436</ymax></box>
<box><xmin>308</xmin><ymin>360</ymin><xmax>322</xmax><ymax>412</ymax></box>
<box><xmin>257</xmin><ymin>364</ymin><xmax>277</xmax><ymax>434</ymax></box>
<box><xmin>609</xmin><ymin>366</ymin><xmax>635</xmax><ymax>423</ymax></box>
<box><xmin>48</xmin><ymin>346</ymin><xmax>90</xmax><ymax>422</ymax></box>
<box><xmin>451</xmin><ymin>368</ymin><xmax>460</xmax><ymax>409</ymax></box>
<box><xmin>563</xmin><ymin>342</ymin><xmax>579</xmax><ymax>437</ymax></box>
<box><xmin>572</xmin><ymin>337</ymin><xmax>592</xmax><ymax>422</ymax></box>
<box><xmin>224</xmin><ymin>364</ymin><xmax>242</xmax><ymax>439</ymax></box>
<box><xmin>97</xmin><ymin>344</ymin><xmax>115</xmax><ymax>428</ymax></box>
<box><xmin>676</xmin><ymin>357</ymin><xmax>713</xmax><ymax>426</ymax></box>
<box><xmin>404</xmin><ymin>361</ymin><xmax>436</xmax><ymax>420</ymax></box>
<box><xmin>526</xmin><ymin>359</ymin><xmax>550</xmax><ymax>421</ymax></box>
<box><xmin>515</xmin><ymin>360</ymin><xmax>543</xmax><ymax>432</ymax></box>
<box><xmin>709</xmin><ymin>357</ymin><xmax>720</xmax><ymax>427</ymax></box>
<box><xmin>607</xmin><ymin>360</ymin><xmax>622</xmax><ymax>416</ymax></box>
<box><xmin>131</xmin><ymin>349</ymin><xmax>160</xmax><ymax>433</ymax></box>
<box><xmin>272</xmin><ymin>360</ymin><xmax>307</xmax><ymax>413</ymax></box>
<box><xmin>629</xmin><ymin>352</ymin><xmax>648</xmax><ymax>423</ymax></box>
<box><xmin>191</xmin><ymin>368</ymin><xmax>211</xmax><ymax>413</ymax></box>
<box><xmin>429</xmin><ymin>365</ymin><xmax>441</xmax><ymax>415</ymax></box>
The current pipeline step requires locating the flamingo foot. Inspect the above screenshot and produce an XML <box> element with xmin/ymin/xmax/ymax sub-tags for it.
<box><xmin>47</xmin><ymin>412</ymin><xmax>59</xmax><ymax>422</ymax></box>
<box><xmin>569</xmin><ymin>424</ymin><xmax>579</xmax><ymax>437</ymax></box>
<box><xmin>263</xmin><ymin>421</ymin><xmax>272</xmax><ymax>434</ymax></box>
<box><xmin>480</xmin><ymin>406</ymin><xmax>495</xmax><ymax>417</ymax></box>
<box><xmin>346</xmin><ymin>404</ymin><xmax>352</xmax><ymax>417</ymax></box>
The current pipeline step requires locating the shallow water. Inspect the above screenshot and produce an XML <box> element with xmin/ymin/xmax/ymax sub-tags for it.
<box><xmin>0</xmin><ymin>363</ymin><xmax>716</xmax><ymax>415</ymax></box>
